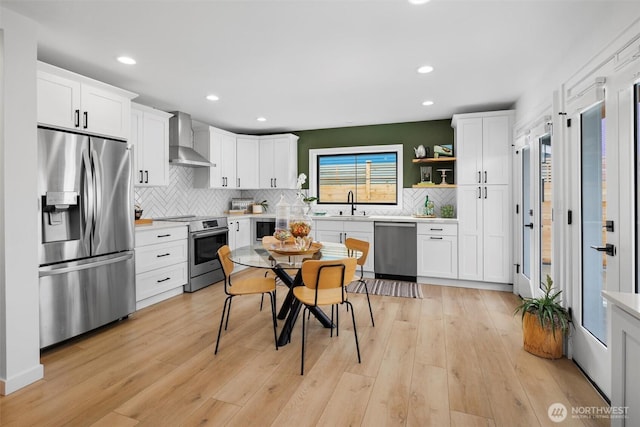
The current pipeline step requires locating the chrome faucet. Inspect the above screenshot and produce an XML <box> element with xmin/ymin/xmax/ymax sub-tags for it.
<box><xmin>347</xmin><ymin>190</ymin><xmax>356</xmax><ymax>215</ymax></box>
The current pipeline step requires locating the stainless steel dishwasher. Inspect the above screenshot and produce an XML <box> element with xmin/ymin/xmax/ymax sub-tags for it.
<box><xmin>374</xmin><ymin>222</ymin><xmax>417</xmax><ymax>282</ymax></box>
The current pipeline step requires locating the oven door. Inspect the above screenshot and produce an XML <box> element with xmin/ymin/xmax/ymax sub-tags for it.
<box><xmin>189</xmin><ymin>228</ymin><xmax>228</xmax><ymax>278</ymax></box>
<box><xmin>255</xmin><ymin>219</ymin><xmax>275</xmax><ymax>241</ymax></box>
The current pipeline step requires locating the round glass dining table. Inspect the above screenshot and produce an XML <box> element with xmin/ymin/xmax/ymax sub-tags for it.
<box><xmin>228</xmin><ymin>240</ymin><xmax>359</xmax><ymax>346</ymax></box>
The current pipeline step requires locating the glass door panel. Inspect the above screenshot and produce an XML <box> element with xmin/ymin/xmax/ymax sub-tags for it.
<box><xmin>522</xmin><ymin>146</ymin><xmax>532</xmax><ymax>279</ymax></box>
<box><xmin>539</xmin><ymin>135</ymin><xmax>552</xmax><ymax>288</ymax></box>
<box><xmin>580</xmin><ymin>103</ymin><xmax>607</xmax><ymax>344</ymax></box>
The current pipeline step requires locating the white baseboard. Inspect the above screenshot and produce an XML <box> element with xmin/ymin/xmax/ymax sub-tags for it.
<box><xmin>1</xmin><ymin>363</ymin><xmax>44</xmax><ymax>395</ymax></box>
<box><xmin>417</xmin><ymin>276</ymin><xmax>513</xmax><ymax>292</ymax></box>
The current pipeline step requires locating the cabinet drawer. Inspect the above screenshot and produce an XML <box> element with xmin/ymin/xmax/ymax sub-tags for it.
<box><xmin>136</xmin><ymin>262</ymin><xmax>187</xmax><ymax>302</ymax></box>
<box><xmin>315</xmin><ymin>220</ymin><xmax>343</xmax><ymax>232</ymax></box>
<box><xmin>136</xmin><ymin>225</ymin><xmax>188</xmax><ymax>247</ymax></box>
<box><xmin>135</xmin><ymin>239</ymin><xmax>188</xmax><ymax>274</ymax></box>
<box><xmin>417</xmin><ymin>223</ymin><xmax>457</xmax><ymax>236</ymax></box>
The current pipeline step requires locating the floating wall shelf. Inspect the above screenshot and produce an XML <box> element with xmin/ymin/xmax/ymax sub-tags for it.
<box><xmin>412</xmin><ymin>157</ymin><xmax>456</xmax><ymax>163</ymax></box>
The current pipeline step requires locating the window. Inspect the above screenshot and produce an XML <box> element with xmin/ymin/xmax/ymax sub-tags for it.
<box><xmin>309</xmin><ymin>145</ymin><xmax>403</xmax><ymax>209</ymax></box>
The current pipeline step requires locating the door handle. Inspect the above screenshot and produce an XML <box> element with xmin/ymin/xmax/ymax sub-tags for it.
<box><xmin>139</xmin><ymin>170</ymin><xmax>144</xmax><ymax>184</ymax></box>
<box><xmin>83</xmin><ymin>111</ymin><xmax>88</xmax><ymax>129</ymax></box>
<box><xmin>484</xmin><ymin>171</ymin><xmax>487</xmax><ymax>183</ymax></box>
<box><xmin>590</xmin><ymin>244</ymin><xmax>616</xmax><ymax>256</ymax></box>
<box><xmin>74</xmin><ymin>109</ymin><xmax>80</xmax><ymax>127</ymax></box>
<box><xmin>144</xmin><ymin>170</ymin><xmax>149</xmax><ymax>183</ymax></box>
<box><xmin>478</xmin><ymin>171</ymin><xmax>481</xmax><ymax>183</ymax></box>
<box><xmin>484</xmin><ymin>186</ymin><xmax>487</xmax><ymax>199</ymax></box>
<box><xmin>274</xmin><ymin>178</ymin><xmax>277</xmax><ymax>187</ymax></box>
<box><xmin>524</xmin><ymin>223</ymin><xmax>534</xmax><ymax>229</ymax></box>
<box><xmin>478</xmin><ymin>186</ymin><xmax>481</xmax><ymax>199</ymax></box>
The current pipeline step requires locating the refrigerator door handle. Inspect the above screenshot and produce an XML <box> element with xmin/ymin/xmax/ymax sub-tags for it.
<box><xmin>39</xmin><ymin>252</ymin><xmax>134</xmax><ymax>277</ymax></box>
<box><xmin>91</xmin><ymin>149</ymin><xmax>102</xmax><ymax>247</ymax></box>
<box><xmin>82</xmin><ymin>150</ymin><xmax>94</xmax><ymax>252</ymax></box>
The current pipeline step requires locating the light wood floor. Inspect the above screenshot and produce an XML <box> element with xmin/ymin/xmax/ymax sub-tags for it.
<box><xmin>0</xmin><ymin>270</ymin><xmax>607</xmax><ymax>427</ymax></box>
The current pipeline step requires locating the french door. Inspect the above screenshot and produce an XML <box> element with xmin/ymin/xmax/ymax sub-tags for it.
<box><xmin>568</xmin><ymin>82</ymin><xmax>615</xmax><ymax>398</ymax></box>
<box><xmin>515</xmin><ymin>123</ymin><xmax>554</xmax><ymax>299</ymax></box>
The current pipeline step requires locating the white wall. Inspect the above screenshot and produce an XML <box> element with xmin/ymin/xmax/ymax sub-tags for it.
<box><xmin>0</xmin><ymin>7</ymin><xmax>43</xmax><ymax>395</ymax></box>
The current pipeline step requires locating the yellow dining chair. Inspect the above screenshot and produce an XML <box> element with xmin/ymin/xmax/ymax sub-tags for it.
<box><xmin>215</xmin><ymin>245</ymin><xmax>278</xmax><ymax>354</ymax></box>
<box><xmin>345</xmin><ymin>237</ymin><xmax>374</xmax><ymax>326</ymax></box>
<box><xmin>293</xmin><ymin>257</ymin><xmax>359</xmax><ymax>374</ymax></box>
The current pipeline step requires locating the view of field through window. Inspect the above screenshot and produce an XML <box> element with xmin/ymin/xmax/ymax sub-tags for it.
<box><xmin>317</xmin><ymin>152</ymin><xmax>397</xmax><ymax>204</ymax></box>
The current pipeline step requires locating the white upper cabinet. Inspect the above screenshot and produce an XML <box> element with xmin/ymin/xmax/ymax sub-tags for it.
<box><xmin>236</xmin><ymin>136</ymin><xmax>260</xmax><ymax>189</ymax></box>
<box><xmin>259</xmin><ymin>134</ymin><xmax>299</xmax><ymax>189</ymax></box>
<box><xmin>453</xmin><ymin>111</ymin><xmax>513</xmax><ymax>185</ymax></box>
<box><xmin>37</xmin><ymin>62</ymin><xmax>136</xmax><ymax>140</ymax></box>
<box><xmin>131</xmin><ymin>103</ymin><xmax>172</xmax><ymax>187</ymax></box>
<box><xmin>193</xmin><ymin>125</ymin><xmax>237</xmax><ymax>189</ymax></box>
<box><xmin>194</xmin><ymin>128</ymin><xmax>297</xmax><ymax>190</ymax></box>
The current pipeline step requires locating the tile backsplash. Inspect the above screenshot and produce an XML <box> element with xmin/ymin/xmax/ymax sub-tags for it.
<box><xmin>135</xmin><ymin>166</ymin><xmax>456</xmax><ymax>218</ymax></box>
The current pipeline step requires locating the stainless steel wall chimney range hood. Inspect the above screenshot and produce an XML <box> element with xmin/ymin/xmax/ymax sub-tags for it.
<box><xmin>168</xmin><ymin>111</ymin><xmax>215</xmax><ymax>167</ymax></box>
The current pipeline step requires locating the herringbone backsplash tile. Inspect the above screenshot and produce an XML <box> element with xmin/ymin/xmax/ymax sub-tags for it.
<box><xmin>135</xmin><ymin>167</ymin><xmax>457</xmax><ymax>219</ymax></box>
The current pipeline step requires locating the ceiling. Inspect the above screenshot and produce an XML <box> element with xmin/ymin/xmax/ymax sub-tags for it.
<box><xmin>1</xmin><ymin>0</ymin><xmax>633</xmax><ymax>134</ymax></box>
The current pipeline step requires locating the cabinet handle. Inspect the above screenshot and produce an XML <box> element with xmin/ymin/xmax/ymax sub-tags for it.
<box><xmin>274</xmin><ymin>178</ymin><xmax>277</xmax><ymax>187</ymax></box>
<box><xmin>156</xmin><ymin>253</ymin><xmax>171</xmax><ymax>258</ymax></box>
<box><xmin>139</xmin><ymin>170</ymin><xmax>144</xmax><ymax>184</ymax></box>
<box><xmin>236</xmin><ymin>222</ymin><xmax>239</xmax><ymax>232</ymax></box>
<box><xmin>478</xmin><ymin>186</ymin><xmax>481</xmax><ymax>199</ymax></box>
<box><xmin>222</xmin><ymin>177</ymin><xmax>226</xmax><ymax>187</ymax></box>
<box><xmin>74</xmin><ymin>110</ymin><xmax>80</xmax><ymax>127</ymax></box>
<box><xmin>484</xmin><ymin>171</ymin><xmax>487</xmax><ymax>183</ymax></box>
<box><xmin>157</xmin><ymin>277</ymin><xmax>171</xmax><ymax>283</ymax></box>
<box><xmin>144</xmin><ymin>170</ymin><xmax>149</xmax><ymax>183</ymax></box>
<box><xmin>430</xmin><ymin>237</ymin><xmax>443</xmax><ymax>240</ymax></box>
<box><xmin>430</xmin><ymin>228</ymin><xmax>443</xmax><ymax>231</ymax></box>
<box><xmin>478</xmin><ymin>171</ymin><xmax>481</xmax><ymax>183</ymax></box>
<box><xmin>157</xmin><ymin>234</ymin><xmax>171</xmax><ymax>238</ymax></box>
<box><xmin>83</xmin><ymin>111</ymin><xmax>88</xmax><ymax>129</ymax></box>
<box><xmin>484</xmin><ymin>187</ymin><xmax>487</xmax><ymax>199</ymax></box>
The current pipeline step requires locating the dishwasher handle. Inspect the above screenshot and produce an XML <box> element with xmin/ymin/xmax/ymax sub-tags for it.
<box><xmin>374</xmin><ymin>222</ymin><xmax>416</xmax><ymax>228</ymax></box>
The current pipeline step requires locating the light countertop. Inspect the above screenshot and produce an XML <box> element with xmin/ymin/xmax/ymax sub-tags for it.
<box><xmin>602</xmin><ymin>291</ymin><xmax>640</xmax><ymax>321</ymax></box>
<box><xmin>134</xmin><ymin>221</ymin><xmax>188</xmax><ymax>231</ymax></box>
<box><xmin>223</xmin><ymin>213</ymin><xmax>457</xmax><ymax>223</ymax></box>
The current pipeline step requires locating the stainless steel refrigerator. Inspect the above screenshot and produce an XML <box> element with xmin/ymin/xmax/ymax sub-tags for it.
<box><xmin>37</xmin><ymin>127</ymin><xmax>135</xmax><ymax>348</ymax></box>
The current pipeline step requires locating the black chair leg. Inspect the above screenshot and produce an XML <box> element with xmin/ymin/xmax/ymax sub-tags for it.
<box><xmin>346</xmin><ymin>301</ymin><xmax>361</xmax><ymax>364</ymax></box>
<box><xmin>336</xmin><ymin>303</ymin><xmax>339</xmax><ymax>337</ymax></box>
<box><xmin>269</xmin><ymin>291</ymin><xmax>278</xmax><ymax>351</ymax></box>
<box><xmin>260</xmin><ymin>293</ymin><xmax>264</xmax><ymax>311</ymax></box>
<box><xmin>301</xmin><ymin>306</ymin><xmax>307</xmax><ymax>375</ymax></box>
<box><xmin>224</xmin><ymin>297</ymin><xmax>233</xmax><ymax>330</ymax></box>
<box><xmin>215</xmin><ymin>296</ymin><xmax>231</xmax><ymax>354</ymax></box>
<box><xmin>330</xmin><ymin>305</ymin><xmax>334</xmax><ymax>338</ymax></box>
<box><xmin>361</xmin><ymin>279</ymin><xmax>375</xmax><ymax>327</ymax></box>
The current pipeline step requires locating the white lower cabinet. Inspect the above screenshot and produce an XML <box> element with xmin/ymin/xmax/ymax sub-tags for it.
<box><xmin>457</xmin><ymin>184</ymin><xmax>511</xmax><ymax>283</ymax></box>
<box><xmin>315</xmin><ymin>220</ymin><xmax>374</xmax><ymax>272</ymax></box>
<box><xmin>417</xmin><ymin>223</ymin><xmax>458</xmax><ymax>279</ymax></box>
<box><xmin>609</xmin><ymin>302</ymin><xmax>640</xmax><ymax>426</ymax></box>
<box><xmin>135</xmin><ymin>225</ymin><xmax>188</xmax><ymax>310</ymax></box>
<box><xmin>228</xmin><ymin>218</ymin><xmax>250</xmax><ymax>250</ymax></box>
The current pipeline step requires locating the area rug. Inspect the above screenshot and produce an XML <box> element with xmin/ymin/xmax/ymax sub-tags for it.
<box><xmin>346</xmin><ymin>279</ymin><xmax>423</xmax><ymax>299</ymax></box>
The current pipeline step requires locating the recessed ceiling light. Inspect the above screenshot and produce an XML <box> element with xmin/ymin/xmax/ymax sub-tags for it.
<box><xmin>408</xmin><ymin>0</ymin><xmax>431</xmax><ymax>4</ymax></box>
<box><xmin>206</xmin><ymin>94</ymin><xmax>219</xmax><ymax>101</ymax></box>
<box><xmin>257</xmin><ymin>117</ymin><xmax>267</xmax><ymax>122</ymax></box>
<box><xmin>417</xmin><ymin>65</ymin><xmax>434</xmax><ymax>74</ymax></box>
<box><xmin>117</xmin><ymin>56</ymin><xmax>136</xmax><ymax>65</ymax></box>
<box><xmin>422</xmin><ymin>100</ymin><xmax>434</xmax><ymax>106</ymax></box>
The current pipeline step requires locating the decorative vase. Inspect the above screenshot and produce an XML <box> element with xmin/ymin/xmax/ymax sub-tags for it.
<box><xmin>274</xmin><ymin>195</ymin><xmax>291</xmax><ymax>247</ymax></box>
<box><xmin>522</xmin><ymin>311</ymin><xmax>563</xmax><ymax>359</ymax></box>
<box><xmin>290</xmin><ymin>194</ymin><xmax>312</xmax><ymax>247</ymax></box>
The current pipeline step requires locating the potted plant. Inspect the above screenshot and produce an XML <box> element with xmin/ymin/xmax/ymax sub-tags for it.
<box><xmin>252</xmin><ymin>200</ymin><xmax>269</xmax><ymax>214</ymax></box>
<box><xmin>514</xmin><ymin>275</ymin><xmax>571</xmax><ymax>359</ymax></box>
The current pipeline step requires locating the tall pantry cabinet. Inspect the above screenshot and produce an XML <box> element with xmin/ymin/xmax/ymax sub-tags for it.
<box><xmin>453</xmin><ymin>110</ymin><xmax>514</xmax><ymax>284</ymax></box>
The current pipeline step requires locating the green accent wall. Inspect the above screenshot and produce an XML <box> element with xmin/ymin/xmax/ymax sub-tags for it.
<box><xmin>293</xmin><ymin>119</ymin><xmax>454</xmax><ymax>188</ymax></box>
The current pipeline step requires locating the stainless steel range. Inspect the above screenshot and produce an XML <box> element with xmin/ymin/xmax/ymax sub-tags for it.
<box><xmin>157</xmin><ymin>215</ymin><xmax>228</xmax><ymax>292</ymax></box>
